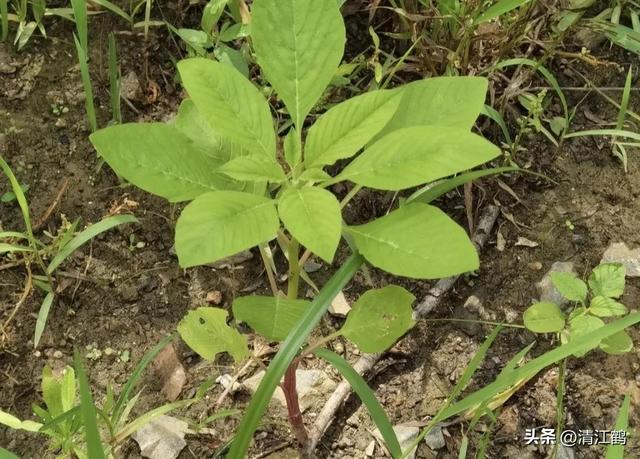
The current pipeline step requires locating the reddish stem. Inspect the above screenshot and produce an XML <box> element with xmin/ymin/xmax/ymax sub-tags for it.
<box><xmin>282</xmin><ymin>362</ymin><xmax>309</xmax><ymax>447</ymax></box>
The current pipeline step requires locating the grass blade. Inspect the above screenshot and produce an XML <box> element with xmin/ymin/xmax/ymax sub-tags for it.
<box><xmin>112</xmin><ymin>333</ymin><xmax>176</xmax><ymax>425</ymax></box>
<box><xmin>70</xmin><ymin>0</ymin><xmax>87</xmax><ymax>53</ymax></box>
<box><xmin>402</xmin><ymin>313</ymin><xmax>640</xmax><ymax>458</ymax></box>
<box><xmin>108</xmin><ymin>32</ymin><xmax>122</xmax><ymax>124</ymax></box>
<box><xmin>0</xmin><ymin>156</ymin><xmax>35</xmax><ymax>242</ymax></box>
<box><xmin>1</xmin><ymin>0</ymin><xmax>8</xmax><ymax>41</ymax></box>
<box><xmin>407</xmin><ymin>167</ymin><xmax>519</xmax><ymax>205</ymax></box>
<box><xmin>34</xmin><ymin>292</ymin><xmax>55</xmax><ymax>348</ymax></box>
<box><xmin>565</xmin><ymin>129</ymin><xmax>640</xmax><ymax>141</ymax></box>
<box><xmin>47</xmin><ymin>214</ymin><xmax>137</xmax><ymax>273</ymax></box>
<box><xmin>475</xmin><ymin>0</ymin><xmax>531</xmax><ymax>24</ymax></box>
<box><xmin>113</xmin><ymin>399</ymin><xmax>192</xmax><ymax>444</ymax></box>
<box><xmin>605</xmin><ymin>395</ymin><xmax>630</xmax><ymax>459</ymax></box>
<box><xmin>616</xmin><ymin>67</ymin><xmax>633</xmax><ymax>131</ymax></box>
<box><xmin>481</xmin><ymin>104</ymin><xmax>513</xmax><ymax>144</ymax></box>
<box><xmin>74</xmin><ymin>351</ymin><xmax>106</xmax><ymax>459</ymax></box>
<box><xmin>227</xmin><ymin>254</ymin><xmax>364</xmax><ymax>458</ymax></box>
<box><xmin>0</xmin><ymin>243</ymin><xmax>30</xmax><ymax>253</ymax></box>
<box><xmin>73</xmin><ymin>33</ymin><xmax>97</xmax><ymax>133</ymax></box>
<box><xmin>0</xmin><ymin>447</ymin><xmax>19</xmax><ymax>459</ymax></box>
<box><xmin>315</xmin><ymin>348</ymin><xmax>402</xmax><ymax>458</ymax></box>
<box><xmin>91</xmin><ymin>0</ymin><xmax>131</xmax><ymax>23</ymax></box>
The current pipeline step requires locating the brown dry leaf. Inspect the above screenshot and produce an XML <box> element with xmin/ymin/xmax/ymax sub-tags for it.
<box><xmin>153</xmin><ymin>344</ymin><xmax>186</xmax><ymax>402</ymax></box>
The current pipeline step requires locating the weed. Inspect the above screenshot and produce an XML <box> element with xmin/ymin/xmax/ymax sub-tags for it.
<box><xmin>0</xmin><ymin>156</ymin><xmax>136</xmax><ymax>347</ymax></box>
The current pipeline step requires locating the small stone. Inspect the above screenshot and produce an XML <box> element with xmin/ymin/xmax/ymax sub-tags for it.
<box><xmin>216</xmin><ymin>374</ymin><xmax>242</xmax><ymax>393</ymax></box>
<box><xmin>424</xmin><ymin>425</ymin><xmax>446</xmax><ymax>450</ymax></box>
<box><xmin>329</xmin><ymin>291</ymin><xmax>351</xmax><ymax>317</ymax></box>
<box><xmin>206</xmin><ymin>290</ymin><xmax>223</xmax><ymax>304</ymax></box>
<box><xmin>536</xmin><ymin>262</ymin><xmax>576</xmax><ymax>306</ymax></box>
<box><xmin>104</xmin><ymin>347</ymin><xmax>115</xmax><ymax>356</ymax></box>
<box><xmin>52</xmin><ymin>350</ymin><xmax>63</xmax><ymax>359</ymax></box>
<box><xmin>120</xmin><ymin>285</ymin><xmax>139</xmax><ymax>302</ymax></box>
<box><xmin>365</xmin><ymin>440</ymin><xmax>376</xmax><ymax>457</ymax></box>
<box><xmin>121</xmin><ymin>71</ymin><xmax>141</xmax><ymax>101</ymax></box>
<box><xmin>55</xmin><ymin>118</ymin><xmax>67</xmax><ymax>128</ymax></box>
<box><xmin>303</xmin><ymin>259</ymin><xmax>323</xmax><ymax>273</ymax></box>
<box><xmin>601</xmin><ymin>242</ymin><xmax>640</xmax><ymax>277</ymax></box>
<box><xmin>556</xmin><ymin>445</ymin><xmax>575</xmax><ymax>459</ymax></box>
<box><xmin>132</xmin><ymin>415</ymin><xmax>187</xmax><ymax>459</ymax></box>
<box><xmin>496</xmin><ymin>230</ymin><xmax>506</xmax><ymax>252</ymax></box>
<box><xmin>374</xmin><ymin>425</ymin><xmax>419</xmax><ymax>459</ymax></box>
<box><xmin>528</xmin><ymin>261</ymin><xmax>543</xmax><ymax>271</ymax></box>
<box><xmin>515</xmin><ymin>237</ymin><xmax>539</xmax><ymax>248</ymax></box>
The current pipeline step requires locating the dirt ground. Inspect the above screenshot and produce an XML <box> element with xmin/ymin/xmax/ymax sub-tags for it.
<box><xmin>1</xmin><ymin>6</ymin><xmax>639</xmax><ymax>459</ymax></box>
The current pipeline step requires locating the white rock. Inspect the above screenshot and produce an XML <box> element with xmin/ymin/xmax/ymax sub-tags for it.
<box><xmin>373</xmin><ymin>425</ymin><xmax>419</xmax><ymax>459</ymax></box>
<box><xmin>216</xmin><ymin>374</ymin><xmax>241</xmax><ymax>393</ymax></box>
<box><xmin>515</xmin><ymin>237</ymin><xmax>539</xmax><ymax>248</ymax></box>
<box><xmin>556</xmin><ymin>444</ymin><xmax>575</xmax><ymax>459</ymax></box>
<box><xmin>132</xmin><ymin>415</ymin><xmax>188</xmax><ymax>459</ymax></box>
<box><xmin>365</xmin><ymin>440</ymin><xmax>376</xmax><ymax>457</ymax></box>
<box><xmin>329</xmin><ymin>291</ymin><xmax>351</xmax><ymax>317</ymax></box>
<box><xmin>601</xmin><ymin>242</ymin><xmax>640</xmax><ymax>277</ymax></box>
<box><xmin>243</xmin><ymin>369</ymin><xmax>336</xmax><ymax>412</ymax></box>
<box><xmin>536</xmin><ymin>262</ymin><xmax>576</xmax><ymax>306</ymax></box>
<box><xmin>424</xmin><ymin>425</ymin><xmax>446</xmax><ymax>450</ymax></box>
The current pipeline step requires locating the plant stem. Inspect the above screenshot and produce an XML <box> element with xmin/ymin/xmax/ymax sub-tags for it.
<box><xmin>282</xmin><ymin>361</ymin><xmax>309</xmax><ymax>446</ymax></box>
<box><xmin>287</xmin><ymin>238</ymin><xmax>300</xmax><ymax>300</ymax></box>
<box><xmin>258</xmin><ymin>243</ymin><xmax>279</xmax><ymax>297</ymax></box>
<box><xmin>297</xmin><ymin>331</ymin><xmax>342</xmax><ymax>361</ymax></box>
<box><xmin>423</xmin><ymin>318</ymin><xmax>525</xmax><ymax>328</ymax></box>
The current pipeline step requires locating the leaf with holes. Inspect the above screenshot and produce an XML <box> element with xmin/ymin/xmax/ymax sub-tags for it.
<box><xmin>178</xmin><ymin>307</ymin><xmax>248</xmax><ymax>362</ymax></box>
<box><xmin>340</xmin><ymin>286</ymin><xmax>415</xmax><ymax>353</ymax></box>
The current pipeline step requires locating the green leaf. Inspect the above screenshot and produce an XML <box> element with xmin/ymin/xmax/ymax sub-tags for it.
<box><xmin>305</xmin><ymin>90</ymin><xmax>402</xmax><ymax>168</ymax></box>
<box><xmin>42</xmin><ymin>366</ymin><xmax>76</xmax><ymax>419</ymax></box>
<box><xmin>219</xmin><ymin>156</ymin><xmax>286</xmax><ymax>183</ymax></box>
<box><xmin>175</xmin><ymin>191</ymin><xmax>279</xmax><ymax>267</ymax></box>
<box><xmin>278</xmin><ymin>187</ymin><xmax>342</xmax><ymax>263</ymax></box>
<box><xmin>340</xmin><ymin>286</ymin><xmax>415</xmax><ymax>352</ymax></box>
<box><xmin>178</xmin><ymin>307</ymin><xmax>248</xmax><ymax>362</ymax></box>
<box><xmin>0</xmin><ymin>447</ymin><xmax>19</xmax><ymax>459</ymax></box>
<box><xmin>314</xmin><ymin>348</ymin><xmax>402</xmax><ymax>457</ymax></box>
<box><xmin>568</xmin><ymin>314</ymin><xmax>605</xmax><ymax>357</ymax></box>
<box><xmin>74</xmin><ymin>351</ymin><xmax>106</xmax><ymax>459</ymax></box>
<box><xmin>375</xmin><ymin>77</ymin><xmax>488</xmax><ymax>140</ymax></box>
<box><xmin>600</xmin><ymin>330</ymin><xmax>633</xmax><ymax>355</ymax></box>
<box><xmin>589</xmin><ymin>296</ymin><xmax>628</xmax><ymax>317</ymax></box>
<box><xmin>550</xmin><ymin>272</ymin><xmax>588</xmax><ymax>303</ymax></box>
<box><xmin>475</xmin><ymin>0</ymin><xmax>531</xmax><ymax>24</ymax></box>
<box><xmin>345</xmin><ymin>203</ymin><xmax>478</xmax><ymax>279</ymax></box>
<box><xmin>605</xmin><ymin>395</ymin><xmax>631</xmax><ymax>459</ymax></box>
<box><xmin>284</xmin><ymin>128</ymin><xmax>302</xmax><ymax>168</ymax></box>
<box><xmin>177</xmin><ymin>58</ymin><xmax>276</xmax><ymax>158</ymax></box>
<box><xmin>0</xmin><ymin>410</ymin><xmax>42</xmax><ymax>432</ymax></box>
<box><xmin>90</xmin><ymin>124</ymin><xmax>223</xmax><ymax>202</ymax></box>
<box><xmin>340</xmin><ymin>126</ymin><xmax>500</xmax><ymax>191</ymax></box>
<box><xmin>201</xmin><ymin>0</ymin><xmax>228</xmax><ymax>34</ymax></box>
<box><xmin>232</xmin><ymin>296</ymin><xmax>310</xmax><ymax>341</ymax></box>
<box><xmin>299</xmin><ymin>169</ymin><xmax>332</xmax><ymax>183</ymax></box>
<box><xmin>251</xmin><ymin>0</ymin><xmax>345</xmax><ymax>127</ymax></box>
<box><xmin>523</xmin><ymin>302</ymin><xmax>565</xmax><ymax>333</ymax></box>
<box><xmin>588</xmin><ymin>263</ymin><xmax>626</xmax><ymax>298</ymax></box>
<box><xmin>34</xmin><ymin>292</ymin><xmax>55</xmax><ymax>349</ymax></box>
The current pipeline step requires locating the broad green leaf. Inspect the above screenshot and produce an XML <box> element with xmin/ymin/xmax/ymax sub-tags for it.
<box><xmin>606</xmin><ymin>395</ymin><xmax>631</xmax><ymax>459</ymax></box>
<box><xmin>251</xmin><ymin>0</ymin><xmax>345</xmax><ymax>127</ymax></box>
<box><xmin>569</xmin><ymin>314</ymin><xmax>605</xmax><ymax>357</ymax></box>
<box><xmin>550</xmin><ymin>272</ymin><xmax>587</xmax><ymax>303</ymax></box>
<box><xmin>588</xmin><ymin>263</ymin><xmax>626</xmax><ymax>298</ymax></box>
<box><xmin>0</xmin><ymin>447</ymin><xmax>19</xmax><ymax>459</ymax></box>
<box><xmin>177</xmin><ymin>58</ymin><xmax>276</xmax><ymax>158</ymax></box>
<box><xmin>299</xmin><ymin>168</ymin><xmax>332</xmax><ymax>183</ymax></box>
<box><xmin>219</xmin><ymin>156</ymin><xmax>286</xmax><ymax>183</ymax></box>
<box><xmin>0</xmin><ymin>410</ymin><xmax>42</xmax><ymax>432</ymax></box>
<box><xmin>589</xmin><ymin>296</ymin><xmax>628</xmax><ymax>317</ymax></box>
<box><xmin>340</xmin><ymin>126</ymin><xmax>500</xmax><ymax>191</ymax></box>
<box><xmin>42</xmin><ymin>366</ymin><xmax>76</xmax><ymax>419</ymax></box>
<box><xmin>278</xmin><ymin>187</ymin><xmax>342</xmax><ymax>263</ymax></box>
<box><xmin>284</xmin><ymin>128</ymin><xmax>302</xmax><ymax>168</ymax></box>
<box><xmin>475</xmin><ymin>0</ymin><xmax>531</xmax><ymax>24</ymax></box>
<box><xmin>600</xmin><ymin>330</ymin><xmax>633</xmax><ymax>355</ymax></box>
<box><xmin>178</xmin><ymin>307</ymin><xmax>248</xmax><ymax>362</ymax></box>
<box><xmin>345</xmin><ymin>203</ymin><xmax>478</xmax><ymax>279</ymax></box>
<box><xmin>523</xmin><ymin>302</ymin><xmax>565</xmax><ymax>333</ymax></box>
<box><xmin>175</xmin><ymin>191</ymin><xmax>280</xmax><ymax>267</ymax></box>
<box><xmin>340</xmin><ymin>286</ymin><xmax>415</xmax><ymax>352</ymax></box>
<box><xmin>305</xmin><ymin>90</ymin><xmax>402</xmax><ymax>168</ymax></box>
<box><xmin>375</xmin><ymin>77</ymin><xmax>488</xmax><ymax>140</ymax></box>
<box><xmin>201</xmin><ymin>0</ymin><xmax>228</xmax><ymax>34</ymax></box>
<box><xmin>90</xmin><ymin>124</ymin><xmax>223</xmax><ymax>202</ymax></box>
<box><xmin>232</xmin><ymin>296</ymin><xmax>310</xmax><ymax>341</ymax></box>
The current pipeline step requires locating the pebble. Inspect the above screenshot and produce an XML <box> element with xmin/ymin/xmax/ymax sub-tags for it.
<box><xmin>600</xmin><ymin>242</ymin><xmax>640</xmax><ymax>277</ymax></box>
<box><xmin>374</xmin><ymin>425</ymin><xmax>419</xmax><ymax>459</ymax></box>
<box><xmin>424</xmin><ymin>425</ymin><xmax>446</xmax><ymax>450</ymax></box>
<box><xmin>536</xmin><ymin>262</ymin><xmax>576</xmax><ymax>306</ymax></box>
<box><xmin>52</xmin><ymin>350</ymin><xmax>63</xmax><ymax>359</ymax></box>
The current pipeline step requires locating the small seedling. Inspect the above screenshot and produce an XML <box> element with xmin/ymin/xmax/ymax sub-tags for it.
<box><xmin>523</xmin><ymin>263</ymin><xmax>634</xmax><ymax>356</ymax></box>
